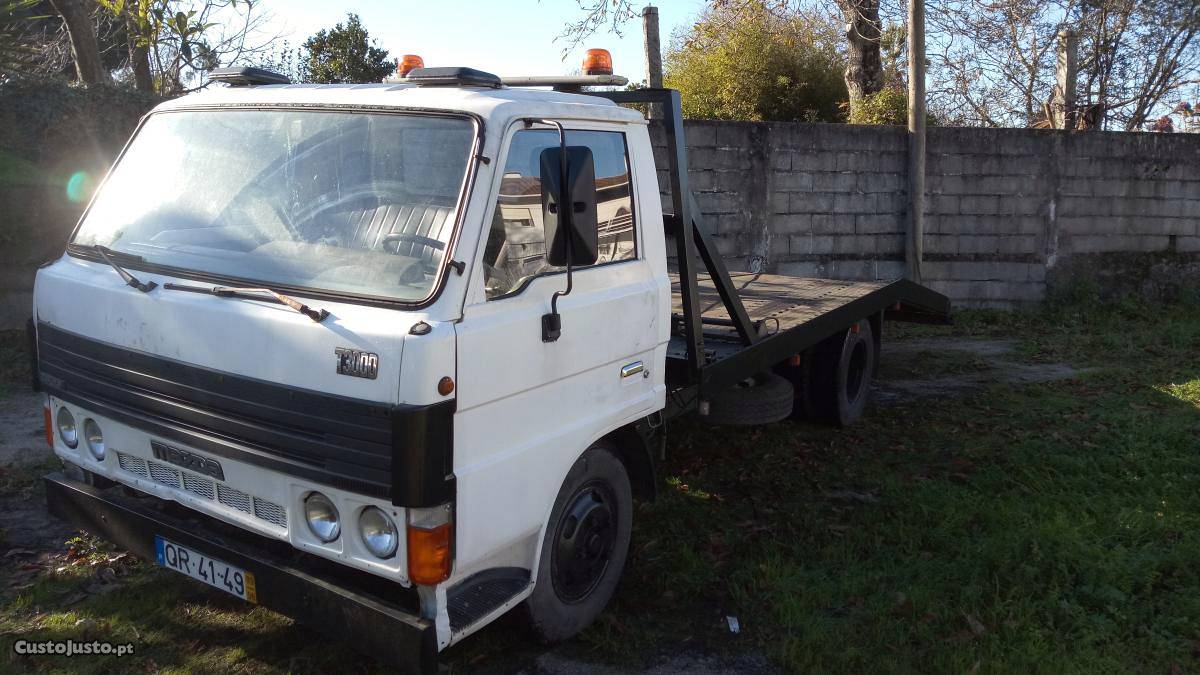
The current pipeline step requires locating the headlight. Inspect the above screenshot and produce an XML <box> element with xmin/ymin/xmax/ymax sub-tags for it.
<box><xmin>83</xmin><ymin>419</ymin><xmax>105</xmax><ymax>461</ymax></box>
<box><xmin>304</xmin><ymin>492</ymin><xmax>340</xmax><ymax>542</ymax></box>
<box><xmin>56</xmin><ymin>407</ymin><xmax>78</xmax><ymax>448</ymax></box>
<box><xmin>358</xmin><ymin>506</ymin><xmax>398</xmax><ymax>558</ymax></box>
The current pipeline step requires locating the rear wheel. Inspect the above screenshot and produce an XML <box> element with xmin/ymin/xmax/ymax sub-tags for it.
<box><xmin>523</xmin><ymin>444</ymin><xmax>632</xmax><ymax>643</ymax></box>
<box><xmin>800</xmin><ymin>320</ymin><xmax>876</xmax><ymax>426</ymax></box>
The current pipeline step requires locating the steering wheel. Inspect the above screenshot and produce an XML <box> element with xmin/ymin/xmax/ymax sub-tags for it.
<box><xmin>382</xmin><ymin>232</ymin><xmax>446</xmax><ymax>253</ymax></box>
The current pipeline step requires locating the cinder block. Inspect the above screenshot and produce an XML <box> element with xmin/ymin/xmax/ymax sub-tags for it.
<box><xmin>770</xmin><ymin>152</ymin><xmax>793</xmax><ymax>171</ymax></box>
<box><xmin>858</xmin><ymin>172</ymin><xmax>903</xmax><ymax>193</ymax></box>
<box><xmin>715</xmin><ymin>123</ymin><xmax>753</xmax><ymax>148</ymax></box>
<box><xmin>792</xmin><ymin>234</ymin><xmax>836</xmax><ymax>254</ymax></box>
<box><xmin>775</xmin><ymin>261</ymin><xmax>826</xmax><ymax>277</ymax></box>
<box><xmin>856</xmin><ymin>213</ymin><xmax>901</xmax><ymax>234</ymax></box>
<box><xmin>874</xmin><ymin>260</ymin><xmax>907</xmax><ymax>280</ymax></box>
<box><xmin>812</xmin><ymin>172</ymin><xmax>858</xmax><ymax>192</ymax></box>
<box><xmin>694</xmin><ymin>190</ymin><xmax>743</xmax><ymax>214</ymax></box>
<box><xmin>875</xmin><ymin>234</ymin><xmax>905</xmax><ymax>254</ymax></box>
<box><xmin>791</xmin><ymin>152</ymin><xmax>838</xmax><ymax>172</ymax></box>
<box><xmin>958</xmin><ymin>235</ymin><xmax>1000</xmax><ymax>254</ymax></box>
<box><xmin>774</xmin><ymin>172</ymin><xmax>815</xmax><ymax>192</ymax></box>
<box><xmin>770</xmin><ymin>213</ymin><xmax>814</xmax><ymax>235</ymax></box>
<box><xmin>960</xmin><ymin>195</ymin><xmax>1001</xmax><ymax>215</ymax></box>
<box><xmin>811</xmin><ymin>213</ymin><xmax>855</xmax><ymax>234</ymax></box>
<box><xmin>925</xmin><ymin>234</ymin><xmax>959</xmax><ymax>254</ymax></box>
<box><xmin>716</xmin><ymin>213</ymin><xmax>749</xmax><ymax>235</ymax></box>
<box><xmin>682</xmin><ymin>122</ymin><xmax>717</xmax><ymax>147</ymax></box>
<box><xmin>1177</xmin><ymin>236</ymin><xmax>1200</xmax><ymax>252</ymax></box>
<box><xmin>769</xmin><ymin>191</ymin><xmax>789</xmax><ymax>214</ymax></box>
<box><xmin>998</xmin><ymin>195</ymin><xmax>1043</xmax><ymax>216</ymax></box>
<box><xmin>834</xmin><ymin>192</ymin><xmax>878</xmax><ymax>215</ymax></box>
<box><xmin>928</xmin><ymin>194</ymin><xmax>960</xmax><ymax>215</ymax></box>
<box><xmin>689</xmin><ymin>147</ymin><xmax>752</xmax><ymax>171</ymax></box>
<box><xmin>792</xmin><ymin>192</ymin><xmax>836</xmax><ymax>214</ymax></box>
<box><xmin>768</xmin><ymin>233</ymin><xmax>791</xmax><ymax>257</ymax></box>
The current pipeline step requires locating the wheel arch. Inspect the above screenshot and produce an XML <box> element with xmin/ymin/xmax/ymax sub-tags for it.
<box><xmin>598</xmin><ymin>418</ymin><xmax>660</xmax><ymax>502</ymax></box>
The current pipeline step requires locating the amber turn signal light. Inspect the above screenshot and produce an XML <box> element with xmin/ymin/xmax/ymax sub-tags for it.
<box><xmin>43</xmin><ymin>405</ymin><xmax>53</xmax><ymax>447</ymax></box>
<box><xmin>437</xmin><ymin>376</ymin><xmax>454</xmax><ymax>396</ymax></box>
<box><xmin>398</xmin><ymin>54</ymin><xmax>424</xmax><ymax>77</ymax></box>
<box><xmin>582</xmin><ymin>48</ymin><xmax>613</xmax><ymax>76</ymax></box>
<box><xmin>407</xmin><ymin>522</ymin><xmax>452</xmax><ymax>585</ymax></box>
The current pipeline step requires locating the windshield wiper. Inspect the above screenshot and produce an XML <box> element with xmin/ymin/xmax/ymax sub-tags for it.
<box><xmin>164</xmin><ymin>283</ymin><xmax>330</xmax><ymax>323</ymax></box>
<box><xmin>90</xmin><ymin>245</ymin><xmax>157</xmax><ymax>293</ymax></box>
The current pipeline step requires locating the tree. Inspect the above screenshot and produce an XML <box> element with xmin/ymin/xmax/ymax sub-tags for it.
<box><xmin>927</xmin><ymin>0</ymin><xmax>1200</xmax><ymax>129</ymax></box>
<box><xmin>98</xmin><ymin>0</ymin><xmax>273</xmax><ymax>94</ymax></box>
<box><xmin>47</xmin><ymin>0</ymin><xmax>107</xmax><ymax>84</ymax></box>
<box><xmin>0</xmin><ymin>0</ymin><xmax>41</xmax><ymax>76</ymax></box>
<box><xmin>301</xmin><ymin>13</ymin><xmax>392</xmax><ymax>84</ymax></box>
<box><xmin>562</xmin><ymin>0</ymin><xmax>894</xmax><ymax>121</ymax></box>
<box><xmin>833</xmin><ymin>0</ymin><xmax>885</xmax><ymax>117</ymax></box>
<box><xmin>664</xmin><ymin>1</ymin><xmax>847</xmax><ymax>122</ymax></box>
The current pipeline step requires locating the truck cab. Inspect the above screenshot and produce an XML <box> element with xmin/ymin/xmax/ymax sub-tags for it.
<box><xmin>37</xmin><ymin>65</ymin><xmax>672</xmax><ymax>667</ymax></box>
<box><xmin>36</xmin><ymin>63</ymin><xmax>948</xmax><ymax>672</ymax></box>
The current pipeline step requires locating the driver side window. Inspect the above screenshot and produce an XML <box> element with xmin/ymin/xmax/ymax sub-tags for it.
<box><xmin>482</xmin><ymin>128</ymin><xmax>637</xmax><ymax>299</ymax></box>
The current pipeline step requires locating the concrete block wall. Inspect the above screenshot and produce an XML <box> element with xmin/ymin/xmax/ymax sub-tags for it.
<box><xmin>650</xmin><ymin>121</ymin><xmax>1200</xmax><ymax>307</ymax></box>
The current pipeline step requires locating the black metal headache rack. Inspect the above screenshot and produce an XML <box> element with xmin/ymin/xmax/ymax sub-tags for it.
<box><xmin>590</xmin><ymin>89</ymin><xmax>951</xmax><ymax>415</ymax></box>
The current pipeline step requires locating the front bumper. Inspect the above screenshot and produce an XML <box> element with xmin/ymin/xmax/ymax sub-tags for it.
<box><xmin>44</xmin><ymin>472</ymin><xmax>438</xmax><ymax>674</ymax></box>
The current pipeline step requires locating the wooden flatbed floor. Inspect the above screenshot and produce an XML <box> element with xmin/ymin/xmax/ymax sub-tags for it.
<box><xmin>669</xmin><ymin>271</ymin><xmax>893</xmax><ymax>334</ymax></box>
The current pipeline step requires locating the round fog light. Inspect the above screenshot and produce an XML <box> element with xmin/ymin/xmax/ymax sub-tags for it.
<box><xmin>56</xmin><ymin>407</ymin><xmax>78</xmax><ymax>448</ymax></box>
<box><xmin>358</xmin><ymin>506</ymin><xmax>398</xmax><ymax>558</ymax></box>
<box><xmin>304</xmin><ymin>492</ymin><xmax>340</xmax><ymax>542</ymax></box>
<box><xmin>83</xmin><ymin>419</ymin><xmax>105</xmax><ymax>461</ymax></box>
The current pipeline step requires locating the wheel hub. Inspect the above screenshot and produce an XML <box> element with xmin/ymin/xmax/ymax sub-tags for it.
<box><xmin>552</xmin><ymin>483</ymin><xmax>616</xmax><ymax>603</ymax></box>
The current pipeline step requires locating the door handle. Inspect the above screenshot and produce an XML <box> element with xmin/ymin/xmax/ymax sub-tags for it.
<box><xmin>621</xmin><ymin>361</ymin><xmax>645</xmax><ymax>378</ymax></box>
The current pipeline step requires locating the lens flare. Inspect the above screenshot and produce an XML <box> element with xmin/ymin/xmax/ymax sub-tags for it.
<box><xmin>65</xmin><ymin>171</ymin><xmax>91</xmax><ymax>203</ymax></box>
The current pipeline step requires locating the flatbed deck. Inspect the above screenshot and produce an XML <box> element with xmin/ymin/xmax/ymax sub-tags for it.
<box><xmin>670</xmin><ymin>272</ymin><xmax>891</xmax><ymax>334</ymax></box>
<box><xmin>665</xmin><ymin>271</ymin><xmax>950</xmax><ymax>394</ymax></box>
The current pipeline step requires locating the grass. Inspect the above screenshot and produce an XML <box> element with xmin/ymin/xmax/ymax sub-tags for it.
<box><xmin>2</xmin><ymin>299</ymin><xmax>1199</xmax><ymax>673</ymax></box>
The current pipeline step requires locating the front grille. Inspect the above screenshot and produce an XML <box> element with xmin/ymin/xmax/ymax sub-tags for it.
<box><xmin>253</xmin><ymin>497</ymin><xmax>288</xmax><ymax>528</ymax></box>
<box><xmin>217</xmin><ymin>484</ymin><xmax>253</xmax><ymax>514</ymax></box>
<box><xmin>116</xmin><ymin>451</ymin><xmax>149</xmax><ymax>478</ymax></box>
<box><xmin>114</xmin><ymin>450</ymin><xmax>287</xmax><ymax>531</ymax></box>
<box><xmin>146</xmin><ymin>460</ymin><xmax>182</xmax><ymax>489</ymax></box>
<box><xmin>182</xmin><ymin>472</ymin><xmax>216</xmax><ymax>500</ymax></box>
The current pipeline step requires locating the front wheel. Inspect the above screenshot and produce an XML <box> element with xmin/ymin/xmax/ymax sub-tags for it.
<box><xmin>523</xmin><ymin>444</ymin><xmax>633</xmax><ymax>644</ymax></box>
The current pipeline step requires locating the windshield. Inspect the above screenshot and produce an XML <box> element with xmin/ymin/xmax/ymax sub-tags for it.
<box><xmin>72</xmin><ymin>109</ymin><xmax>476</xmax><ymax>303</ymax></box>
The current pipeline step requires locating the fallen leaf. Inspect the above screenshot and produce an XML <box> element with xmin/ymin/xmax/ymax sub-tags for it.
<box><xmin>964</xmin><ymin>613</ymin><xmax>987</xmax><ymax>637</ymax></box>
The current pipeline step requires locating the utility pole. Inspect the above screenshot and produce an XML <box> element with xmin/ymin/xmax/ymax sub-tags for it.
<box><xmin>906</xmin><ymin>0</ymin><xmax>926</xmax><ymax>284</ymax></box>
<box><xmin>1054</xmin><ymin>29</ymin><xmax>1079</xmax><ymax>130</ymax></box>
<box><xmin>643</xmin><ymin>5</ymin><xmax>663</xmax><ymax>118</ymax></box>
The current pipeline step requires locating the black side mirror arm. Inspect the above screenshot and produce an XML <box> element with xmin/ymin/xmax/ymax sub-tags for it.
<box><xmin>533</xmin><ymin>119</ymin><xmax>573</xmax><ymax>343</ymax></box>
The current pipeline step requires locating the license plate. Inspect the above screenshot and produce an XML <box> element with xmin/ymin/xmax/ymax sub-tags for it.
<box><xmin>155</xmin><ymin>536</ymin><xmax>257</xmax><ymax>603</ymax></box>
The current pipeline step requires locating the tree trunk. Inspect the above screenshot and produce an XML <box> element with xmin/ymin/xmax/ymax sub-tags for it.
<box><xmin>838</xmin><ymin>0</ymin><xmax>884</xmax><ymax>120</ymax></box>
<box><xmin>48</xmin><ymin>0</ymin><xmax>107</xmax><ymax>85</ymax></box>
<box><xmin>130</xmin><ymin>43</ymin><xmax>153</xmax><ymax>92</ymax></box>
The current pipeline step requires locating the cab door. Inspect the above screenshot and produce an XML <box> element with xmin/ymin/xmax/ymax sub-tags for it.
<box><xmin>452</xmin><ymin>123</ymin><xmax>664</xmax><ymax>572</ymax></box>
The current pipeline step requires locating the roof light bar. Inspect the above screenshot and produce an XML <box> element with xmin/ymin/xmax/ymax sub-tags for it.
<box><xmin>404</xmin><ymin>67</ymin><xmax>502</xmax><ymax>88</ymax></box>
<box><xmin>209</xmin><ymin>66</ymin><xmax>291</xmax><ymax>87</ymax></box>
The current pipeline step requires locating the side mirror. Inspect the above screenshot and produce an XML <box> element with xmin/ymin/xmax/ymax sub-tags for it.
<box><xmin>540</xmin><ymin>146</ymin><xmax>598</xmax><ymax>267</ymax></box>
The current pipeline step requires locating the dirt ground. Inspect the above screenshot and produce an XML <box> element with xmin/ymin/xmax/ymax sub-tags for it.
<box><xmin>0</xmin><ymin>338</ymin><xmax>1087</xmax><ymax>673</ymax></box>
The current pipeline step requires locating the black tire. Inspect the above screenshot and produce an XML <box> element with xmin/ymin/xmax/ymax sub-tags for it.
<box><xmin>805</xmin><ymin>320</ymin><xmax>876</xmax><ymax>427</ymax></box>
<box><xmin>703</xmin><ymin>372</ymin><xmax>795</xmax><ymax>426</ymax></box>
<box><xmin>523</xmin><ymin>444</ymin><xmax>633</xmax><ymax>644</ymax></box>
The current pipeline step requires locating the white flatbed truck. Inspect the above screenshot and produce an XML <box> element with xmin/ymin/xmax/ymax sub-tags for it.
<box><xmin>33</xmin><ymin>62</ymin><xmax>949</xmax><ymax>672</ymax></box>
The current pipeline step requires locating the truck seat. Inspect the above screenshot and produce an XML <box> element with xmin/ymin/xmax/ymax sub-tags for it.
<box><xmin>327</xmin><ymin>201</ymin><xmax>454</xmax><ymax>265</ymax></box>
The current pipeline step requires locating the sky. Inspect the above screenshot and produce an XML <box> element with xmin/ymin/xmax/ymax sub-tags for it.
<box><xmin>252</xmin><ymin>0</ymin><xmax>709</xmax><ymax>80</ymax></box>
